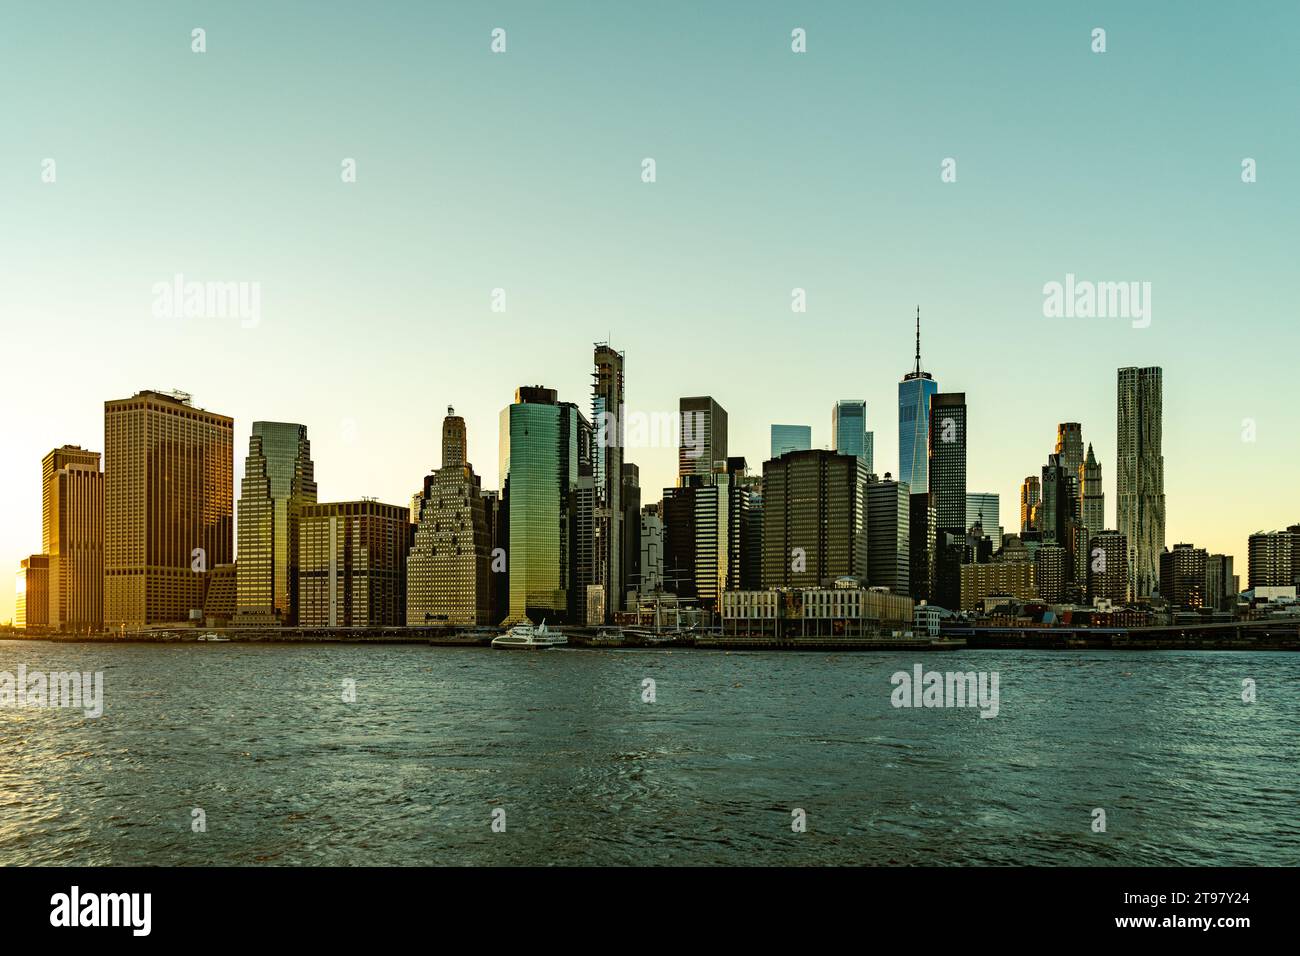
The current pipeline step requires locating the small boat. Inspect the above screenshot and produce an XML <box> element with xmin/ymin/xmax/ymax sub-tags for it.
<box><xmin>492</xmin><ymin>620</ymin><xmax>561</xmax><ymax>650</ymax></box>
<box><xmin>197</xmin><ymin>633</ymin><xmax>230</xmax><ymax>642</ymax></box>
<box><xmin>590</xmin><ymin>626</ymin><xmax>624</xmax><ymax>646</ymax></box>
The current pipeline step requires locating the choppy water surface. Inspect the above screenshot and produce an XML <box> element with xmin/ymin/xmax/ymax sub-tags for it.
<box><xmin>0</xmin><ymin>641</ymin><xmax>1296</xmax><ymax>865</ymax></box>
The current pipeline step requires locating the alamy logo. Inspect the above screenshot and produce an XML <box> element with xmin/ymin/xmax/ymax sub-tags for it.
<box><xmin>151</xmin><ymin>273</ymin><xmax>261</xmax><ymax>328</ymax></box>
<box><xmin>1042</xmin><ymin>273</ymin><xmax>1151</xmax><ymax>328</ymax></box>
<box><xmin>50</xmin><ymin>887</ymin><xmax>151</xmax><ymax>936</ymax></box>
<box><xmin>595</xmin><ymin>407</ymin><xmax>706</xmax><ymax>457</ymax></box>
<box><xmin>890</xmin><ymin>664</ymin><xmax>1000</xmax><ymax>718</ymax></box>
<box><xmin>0</xmin><ymin>666</ymin><xmax>103</xmax><ymax>718</ymax></box>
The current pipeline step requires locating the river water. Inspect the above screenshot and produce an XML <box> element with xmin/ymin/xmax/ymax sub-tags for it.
<box><xmin>1</xmin><ymin>641</ymin><xmax>1295</xmax><ymax>865</ymax></box>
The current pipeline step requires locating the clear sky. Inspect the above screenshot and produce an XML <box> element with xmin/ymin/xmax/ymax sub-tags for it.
<box><xmin>3</xmin><ymin>1</ymin><xmax>1298</xmax><ymax>620</ymax></box>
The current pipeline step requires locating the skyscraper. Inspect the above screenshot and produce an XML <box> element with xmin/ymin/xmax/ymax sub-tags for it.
<box><xmin>1204</xmin><ymin>553</ymin><xmax>1236</xmax><ymax>611</ymax></box>
<box><xmin>1116</xmin><ymin>367</ymin><xmax>1166</xmax><ymax>598</ymax></box>
<box><xmin>965</xmin><ymin>492</ymin><xmax>1001</xmax><ymax>544</ymax></box>
<box><xmin>621</xmin><ymin>463</ymin><xmax>642</xmax><ymax>610</ymax></box>
<box><xmin>482</xmin><ymin>489</ymin><xmax>508</xmax><ymax>623</ymax></box>
<box><xmin>832</xmin><ymin>400</ymin><xmax>872</xmax><ymax>473</ymax></box>
<box><xmin>679</xmin><ymin>396</ymin><xmax>727</xmax><ymax>482</ymax></box>
<box><xmin>43</xmin><ymin>446</ymin><xmax>99</xmax><ymax>552</ymax></box>
<box><xmin>908</xmin><ymin>493</ymin><xmax>936</xmax><ymax>603</ymax></box>
<box><xmin>770</xmin><ymin>424</ymin><xmax>811</xmax><ymax>460</ymax></box>
<box><xmin>1020</xmin><ymin>476</ymin><xmax>1040</xmax><ymax>533</ymax></box>
<box><xmin>593</xmin><ymin>344</ymin><xmax>626</xmax><ymax>619</ymax></box>
<box><xmin>737</xmin><ymin>467</ymin><xmax>763</xmax><ymax>591</ymax></box>
<box><xmin>1160</xmin><ymin>543</ymin><xmax>1207</xmax><ymax>608</ymax></box>
<box><xmin>1055</xmin><ymin>423</ymin><xmax>1084</xmax><ymax>480</ymax></box>
<box><xmin>639</xmin><ymin>504</ymin><xmax>663</xmax><ymax>596</ymax></box>
<box><xmin>1247</xmin><ymin>529</ymin><xmax>1295</xmax><ymax>589</ymax></box>
<box><xmin>1055</xmin><ymin>423</ymin><xmax>1087</xmax><ymax>582</ymax></box>
<box><xmin>928</xmin><ymin>391</ymin><xmax>967</xmax><ymax>610</ymax></box>
<box><xmin>898</xmin><ymin>307</ymin><xmax>939</xmax><ymax>495</ymax></box>
<box><xmin>668</xmin><ymin>397</ymin><xmax>735</xmax><ymax>612</ymax></box>
<box><xmin>42</xmin><ymin>446</ymin><xmax>103</xmax><ymax>630</ymax></box>
<box><xmin>407</xmin><ymin>407</ymin><xmax>493</xmax><ymax>626</ymax></box>
<box><xmin>15</xmin><ymin>555</ymin><xmax>50</xmax><ymax>629</ymax></box>
<box><xmin>761</xmin><ymin>450</ymin><xmax>868</xmax><ymax>588</ymax></box>
<box><xmin>1087</xmin><ymin>531</ymin><xmax>1129</xmax><ymax>604</ymax></box>
<box><xmin>1039</xmin><ymin>455</ymin><xmax>1075</xmax><ymax>547</ymax></box>
<box><xmin>660</xmin><ymin>484</ymin><xmax>698</xmax><ymax>599</ymax></box>
<box><xmin>236</xmin><ymin>422</ymin><xmax>317</xmax><ymax>625</ymax></box>
<box><xmin>1035</xmin><ymin>544</ymin><xmax>1070</xmax><ymax>604</ymax></box>
<box><xmin>927</xmin><ymin>393</ymin><xmax>967</xmax><ymax>532</ymax></box>
<box><xmin>298</xmin><ymin>500</ymin><xmax>412</xmax><ymax>626</ymax></box>
<box><xmin>103</xmin><ymin>390</ymin><xmax>233</xmax><ymax>627</ymax></box>
<box><xmin>692</xmin><ymin>464</ymin><xmax>735</xmax><ymax>611</ymax></box>
<box><xmin>1079</xmin><ymin>444</ymin><xmax>1105</xmax><ymax>550</ymax></box>
<box><xmin>500</xmin><ymin>386</ymin><xmax>588</xmax><ymax>624</ymax></box>
<box><xmin>868</xmin><ymin>476</ymin><xmax>910</xmax><ymax>594</ymax></box>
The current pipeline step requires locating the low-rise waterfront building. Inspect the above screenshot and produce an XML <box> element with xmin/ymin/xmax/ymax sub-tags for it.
<box><xmin>202</xmin><ymin>563</ymin><xmax>238</xmax><ymax>626</ymax></box>
<box><xmin>720</xmin><ymin>583</ymin><xmax>913</xmax><ymax>637</ymax></box>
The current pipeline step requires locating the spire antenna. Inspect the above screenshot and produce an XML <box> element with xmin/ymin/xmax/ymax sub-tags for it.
<box><xmin>914</xmin><ymin>305</ymin><xmax>922</xmax><ymax>376</ymax></box>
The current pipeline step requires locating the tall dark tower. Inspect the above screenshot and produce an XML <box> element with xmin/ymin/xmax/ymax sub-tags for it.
<box><xmin>592</xmin><ymin>343</ymin><xmax>625</xmax><ymax>621</ymax></box>
<box><xmin>928</xmin><ymin>391</ymin><xmax>967</xmax><ymax>610</ymax></box>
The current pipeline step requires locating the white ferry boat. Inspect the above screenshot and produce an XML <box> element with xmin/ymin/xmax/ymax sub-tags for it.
<box><xmin>491</xmin><ymin>620</ymin><xmax>563</xmax><ymax>650</ymax></box>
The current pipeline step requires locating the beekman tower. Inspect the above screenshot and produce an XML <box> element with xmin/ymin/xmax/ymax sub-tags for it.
<box><xmin>1117</xmin><ymin>367</ymin><xmax>1165</xmax><ymax>599</ymax></box>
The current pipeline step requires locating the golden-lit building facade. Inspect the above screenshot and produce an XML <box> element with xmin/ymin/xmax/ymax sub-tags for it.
<box><xmin>15</xmin><ymin>555</ymin><xmax>50</xmax><ymax>629</ymax></box>
<box><xmin>959</xmin><ymin>561</ymin><xmax>1038</xmax><ymax>612</ymax></box>
<box><xmin>43</xmin><ymin>445</ymin><xmax>104</xmax><ymax>630</ymax></box>
<box><xmin>407</xmin><ymin>408</ymin><xmax>492</xmax><ymax>626</ymax></box>
<box><xmin>103</xmin><ymin>390</ymin><xmax>233</xmax><ymax>627</ymax></box>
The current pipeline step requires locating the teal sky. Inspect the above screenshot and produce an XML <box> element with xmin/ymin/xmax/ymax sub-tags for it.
<box><xmin>3</xmin><ymin>2</ymin><xmax>1298</xmax><ymax>620</ymax></box>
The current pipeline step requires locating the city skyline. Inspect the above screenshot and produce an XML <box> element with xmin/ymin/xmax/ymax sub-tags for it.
<box><xmin>4</xmin><ymin>3</ymin><xmax>1299</xmax><ymax>619</ymax></box>
<box><xmin>4</xmin><ymin>344</ymin><xmax>1291</xmax><ymax>622</ymax></box>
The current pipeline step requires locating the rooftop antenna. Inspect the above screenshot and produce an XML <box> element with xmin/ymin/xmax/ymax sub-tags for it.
<box><xmin>914</xmin><ymin>305</ymin><xmax>922</xmax><ymax>376</ymax></box>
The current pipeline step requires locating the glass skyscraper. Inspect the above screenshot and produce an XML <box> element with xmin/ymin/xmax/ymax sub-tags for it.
<box><xmin>831</xmin><ymin>400</ymin><xmax>872</xmax><ymax>473</ymax></box>
<box><xmin>965</xmin><ymin>492</ymin><xmax>1001</xmax><ymax>543</ymax></box>
<box><xmin>769</xmin><ymin>424</ymin><xmax>811</xmax><ymax>460</ymax></box>
<box><xmin>236</xmin><ymin>421</ymin><xmax>317</xmax><ymax>625</ymax></box>
<box><xmin>499</xmin><ymin>386</ymin><xmax>588</xmax><ymax>625</ymax></box>
<box><xmin>898</xmin><ymin>308</ymin><xmax>938</xmax><ymax>495</ymax></box>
